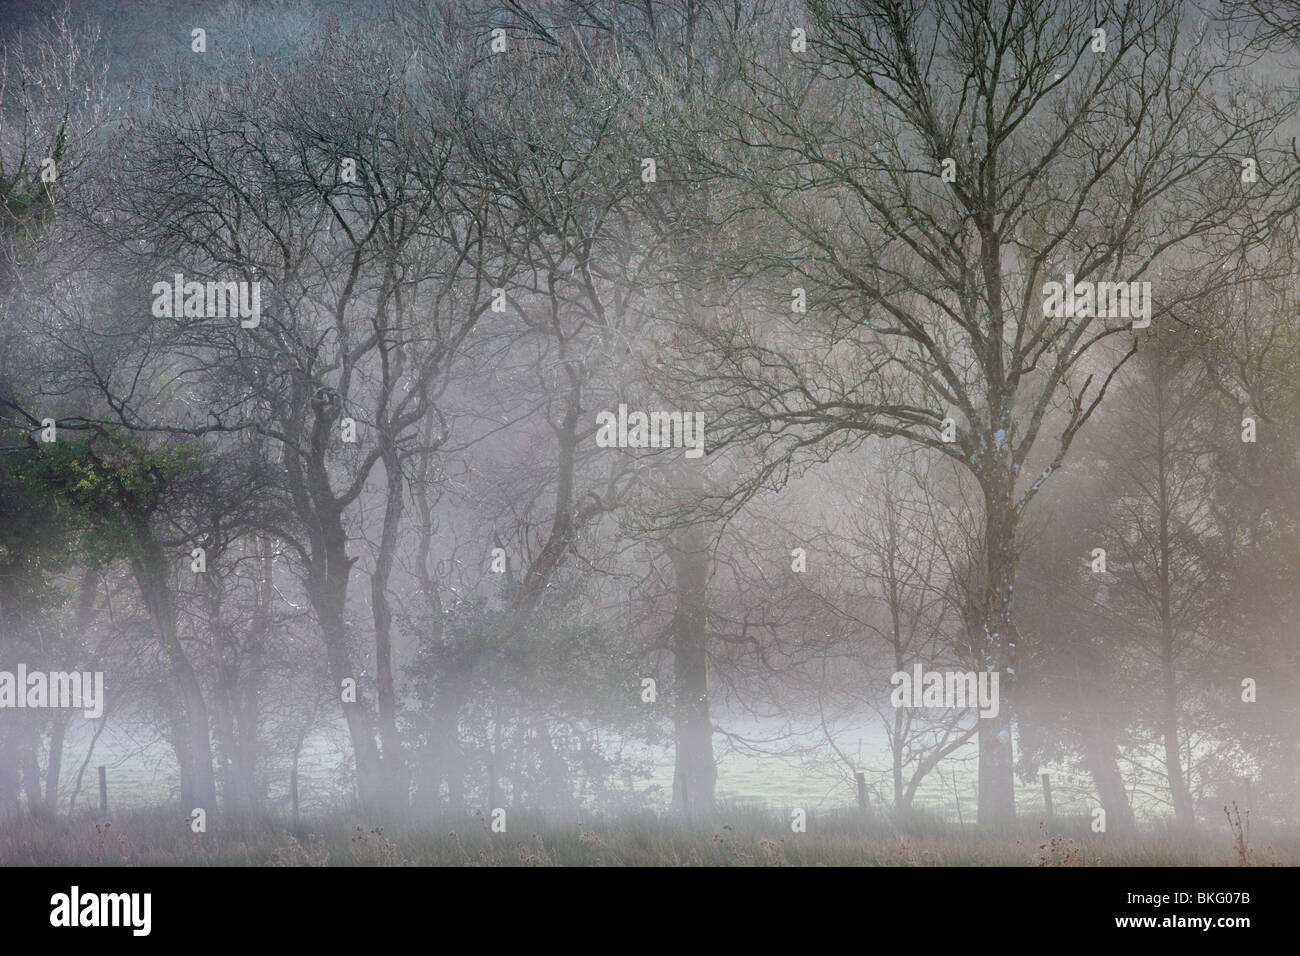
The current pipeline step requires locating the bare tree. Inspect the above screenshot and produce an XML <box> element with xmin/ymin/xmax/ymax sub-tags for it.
<box><xmin>663</xmin><ymin>0</ymin><xmax>1297</xmax><ymax>823</ymax></box>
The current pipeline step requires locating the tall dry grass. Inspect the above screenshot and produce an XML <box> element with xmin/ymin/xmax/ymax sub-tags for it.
<box><xmin>1</xmin><ymin>803</ymin><xmax>1294</xmax><ymax>866</ymax></box>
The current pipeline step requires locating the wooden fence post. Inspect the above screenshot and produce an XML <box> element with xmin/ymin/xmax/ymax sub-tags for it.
<box><xmin>1041</xmin><ymin>772</ymin><xmax>1053</xmax><ymax>820</ymax></box>
<box><xmin>677</xmin><ymin>771</ymin><xmax>690</xmax><ymax>822</ymax></box>
<box><xmin>98</xmin><ymin>765</ymin><xmax>108</xmax><ymax>814</ymax></box>
<box><xmin>290</xmin><ymin>767</ymin><xmax>299</xmax><ymax>828</ymax></box>
<box><xmin>855</xmin><ymin>771</ymin><xmax>870</xmax><ymax>817</ymax></box>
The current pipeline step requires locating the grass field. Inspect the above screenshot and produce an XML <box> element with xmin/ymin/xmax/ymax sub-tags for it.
<box><xmin>2</xmin><ymin>803</ymin><xmax>1292</xmax><ymax>866</ymax></box>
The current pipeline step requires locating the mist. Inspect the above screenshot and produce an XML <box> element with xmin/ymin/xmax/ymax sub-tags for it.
<box><xmin>2</xmin><ymin>0</ymin><xmax>1300</xmax><ymax>875</ymax></box>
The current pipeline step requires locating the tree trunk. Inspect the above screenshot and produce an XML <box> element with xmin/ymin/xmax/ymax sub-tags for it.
<box><xmin>1155</xmin><ymin>393</ymin><xmax>1195</xmax><ymax>829</ymax></box>
<box><xmin>0</xmin><ymin>729</ymin><xmax>20</xmax><ymax>821</ymax></box>
<box><xmin>670</xmin><ymin>469</ymin><xmax>716</xmax><ymax>817</ymax></box>
<box><xmin>892</xmin><ymin>709</ymin><xmax>906</xmax><ymax>811</ymax></box>
<box><xmin>44</xmin><ymin>712</ymin><xmax>69</xmax><ymax>813</ymax></box>
<box><xmin>133</xmin><ymin>531</ymin><xmax>217</xmax><ymax>811</ymax></box>
<box><xmin>426</xmin><ymin>690</ymin><xmax>464</xmax><ymax>810</ymax></box>
<box><xmin>20</xmin><ymin>722</ymin><xmax>43</xmax><ymax>814</ymax></box>
<box><xmin>209</xmin><ymin>584</ymin><xmax>248</xmax><ymax>812</ymax></box>
<box><xmin>1082</xmin><ymin>727</ymin><xmax>1136</xmax><ymax>833</ymax></box>
<box><xmin>45</xmin><ymin>569</ymin><xmax>100</xmax><ymax>813</ymax></box>
<box><xmin>1162</xmin><ymin>660</ymin><xmax>1194</xmax><ymax>827</ymax></box>
<box><xmin>370</xmin><ymin>447</ymin><xmax>408</xmax><ymax>812</ymax></box>
<box><xmin>977</xmin><ymin>714</ymin><xmax>1016</xmax><ymax>827</ymax></box>
<box><xmin>308</xmin><ymin>519</ymin><xmax>386</xmax><ymax>810</ymax></box>
<box><xmin>976</xmin><ymin>486</ymin><xmax>1019</xmax><ymax>827</ymax></box>
<box><xmin>289</xmin><ymin>388</ymin><xmax>393</xmax><ymax>812</ymax></box>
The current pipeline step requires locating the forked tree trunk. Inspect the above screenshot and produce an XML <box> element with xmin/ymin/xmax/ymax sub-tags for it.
<box><xmin>308</xmin><ymin>522</ymin><xmax>387</xmax><ymax>810</ymax></box>
<box><xmin>133</xmin><ymin>530</ymin><xmax>217</xmax><ymax>811</ymax></box>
